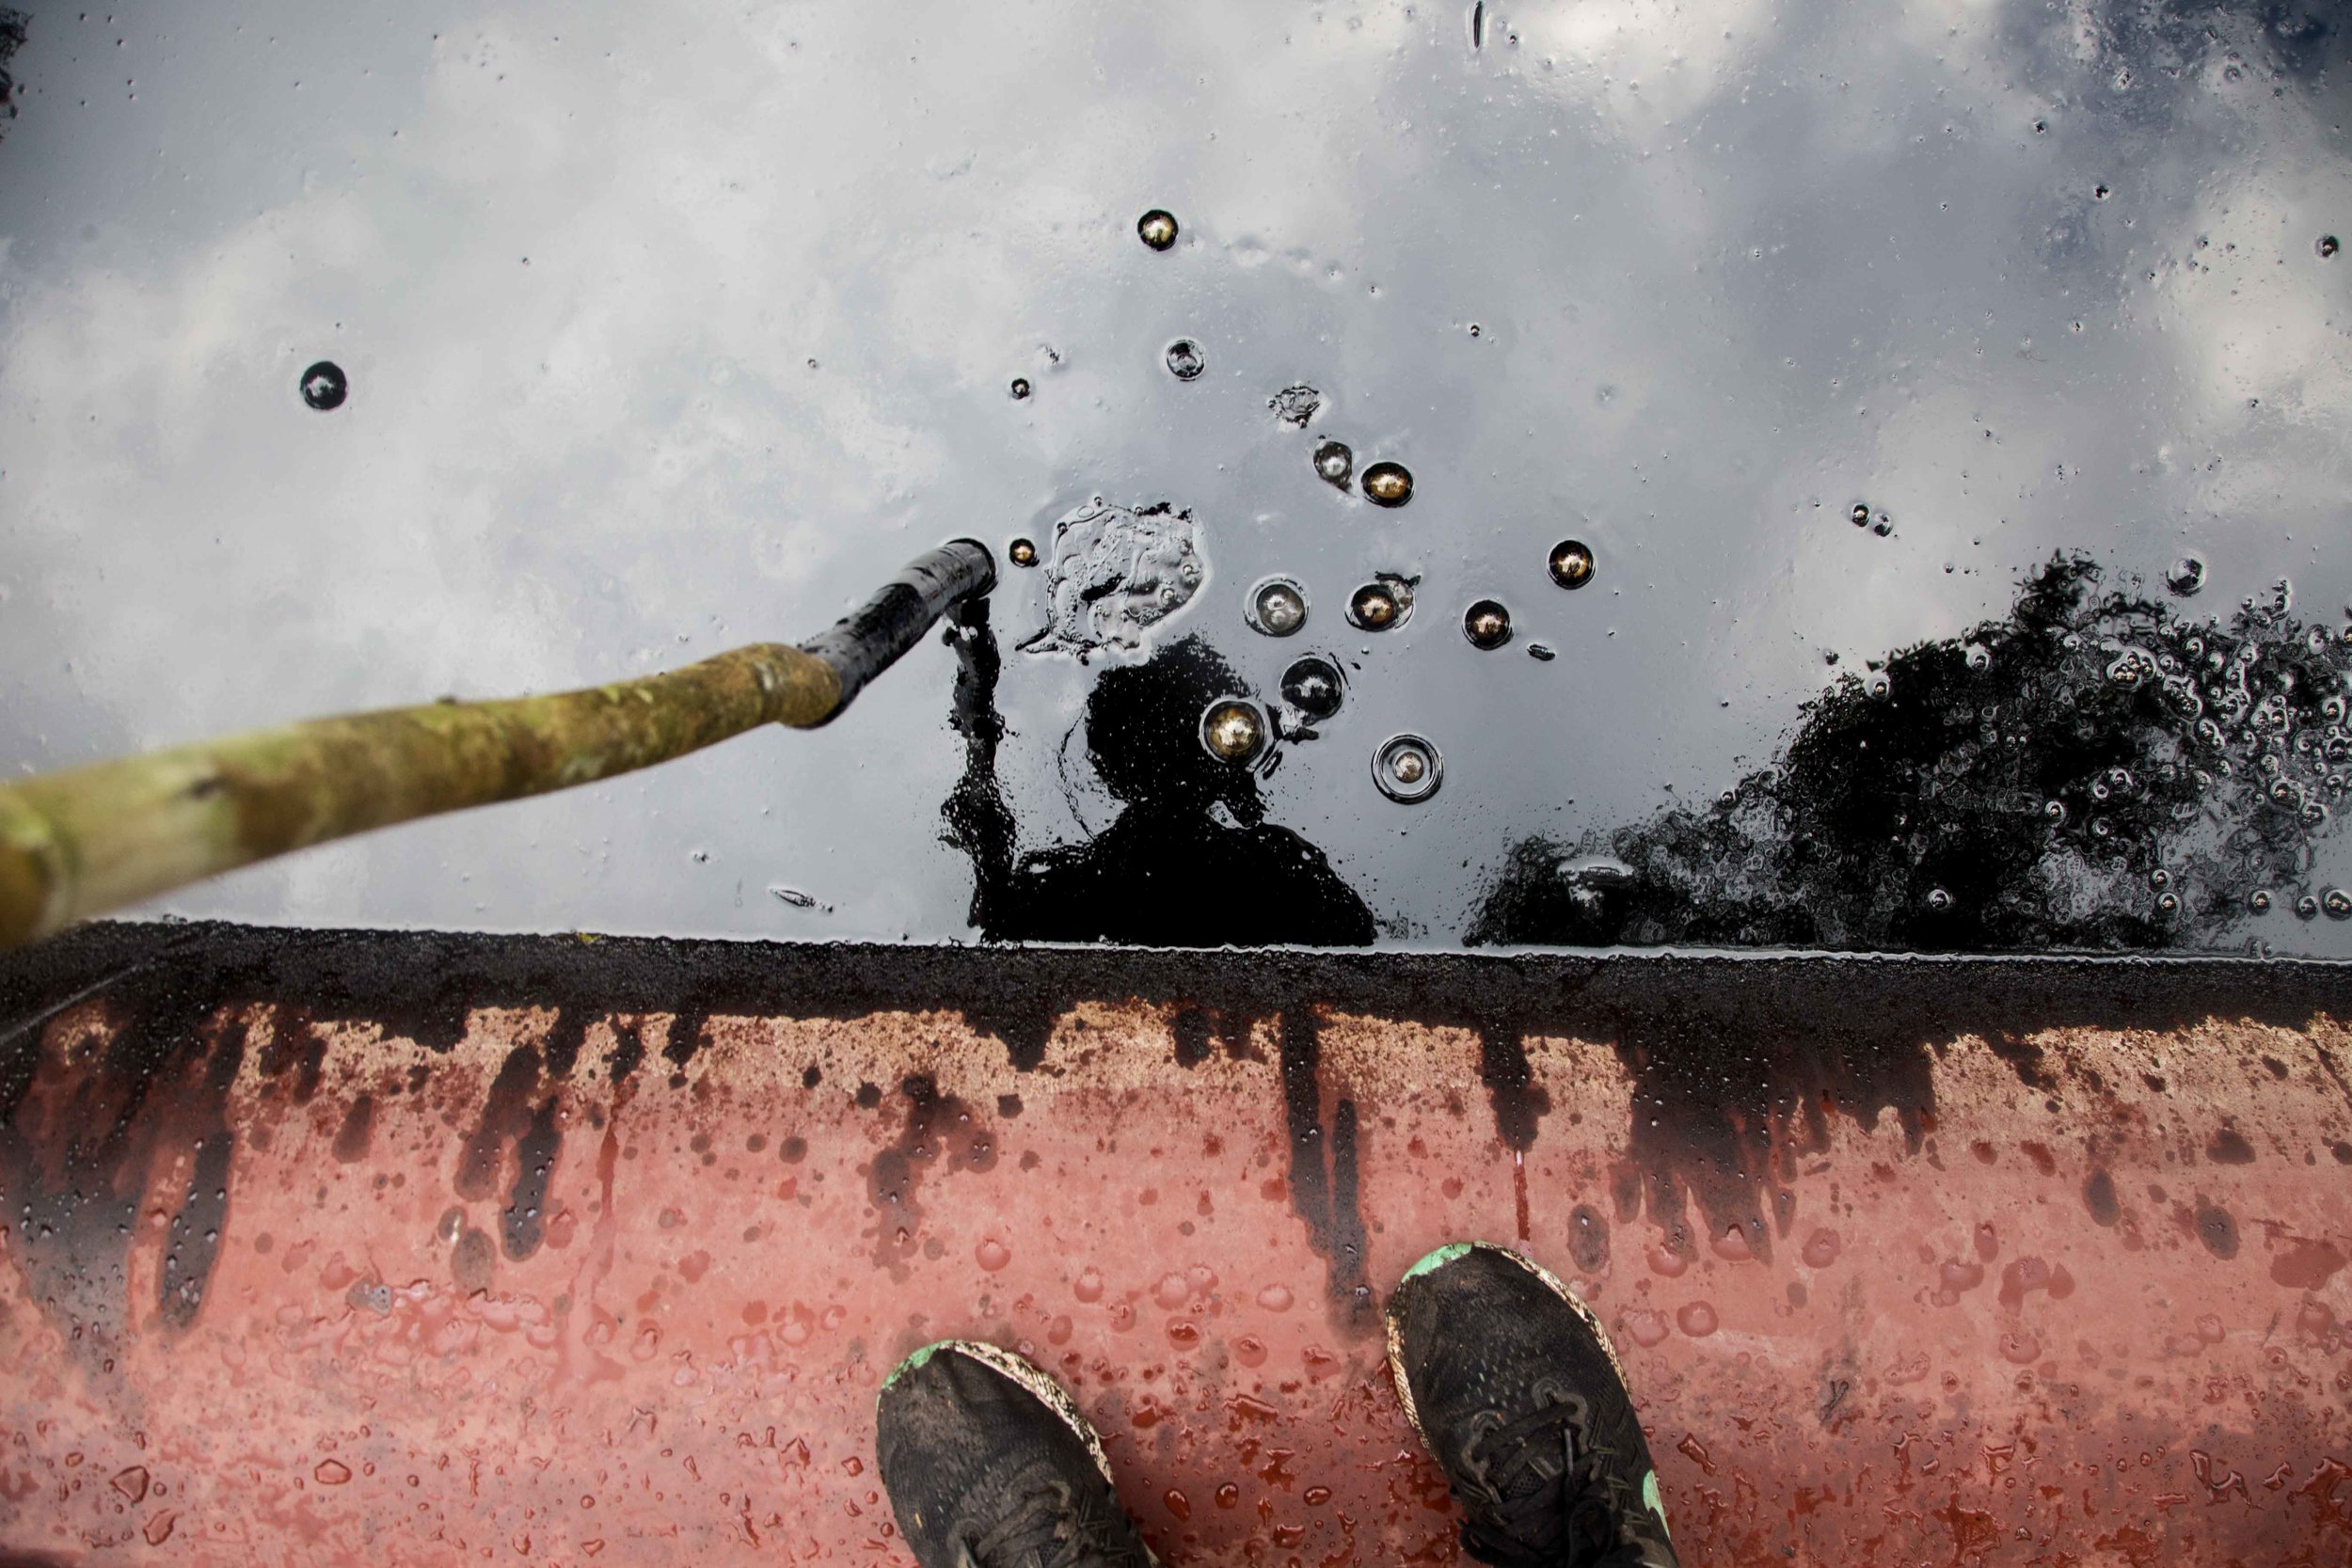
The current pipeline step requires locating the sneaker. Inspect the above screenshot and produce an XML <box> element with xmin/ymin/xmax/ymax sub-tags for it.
<box><xmin>877</xmin><ymin>1339</ymin><xmax>1157</xmax><ymax>1568</ymax></box>
<box><xmin>1386</xmin><ymin>1243</ymin><xmax>1678</xmax><ymax>1568</ymax></box>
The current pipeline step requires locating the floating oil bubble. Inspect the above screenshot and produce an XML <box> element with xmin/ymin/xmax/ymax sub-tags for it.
<box><xmin>1313</xmin><ymin>440</ymin><xmax>1354</xmax><ymax>487</ymax></box>
<box><xmin>2249</xmin><ymin>890</ymin><xmax>2273</xmax><ymax>913</ymax></box>
<box><xmin>1462</xmin><ymin>598</ymin><xmax>1512</xmax><ymax>650</ymax></box>
<box><xmin>2156</xmin><ymin>892</ymin><xmax>2180</xmax><ymax>915</ymax></box>
<box><xmin>1926</xmin><ymin>887</ymin><xmax>1953</xmax><ymax>911</ymax></box>
<box><xmin>1871</xmin><ymin>515</ymin><xmax>1894</xmax><ymax>537</ymax></box>
<box><xmin>299</xmin><ymin>360</ymin><xmax>347</xmax><ymax>411</ymax></box>
<box><xmin>1009</xmin><ymin>377</ymin><xmax>1031</xmax><ymax>400</ymax></box>
<box><xmin>1245</xmin><ymin>576</ymin><xmax>1308</xmax><ymax>637</ymax></box>
<box><xmin>1528</xmin><ymin>642</ymin><xmax>1556</xmax><ymax>661</ymax></box>
<box><xmin>1866</xmin><ymin>672</ymin><xmax>1892</xmax><ymax>700</ymax></box>
<box><xmin>1346</xmin><ymin>575</ymin><xmax>1415</xmax><ymax>631</ymax></box>
<box><xmin>2043</xmin><ymin>800</ymin><xmax>2067</xmax><ymax>822</ymax></box>
<box><xmin>1199</xmin><ymin>698</ymin><xmax>1266</xmax><ymax>764</ymax></box>
<box><xmin>1164</xmin><ymin>339</ymin><xmax>1205</xmax><ymax>381</ymax></box>
<box><xmin>1373</xmin><ymin>734</ymin><xmax>1443</xmax><ymax>802</ymax></box>
<box><xmin>2328</xmin><ymin>888</ymin><xmax>2352</xmax><ymax>920</ymax></box>
<box><xmin>1360</xmin><ymin>461</ymin><xmax>1414</xmax><ymax>507</ymax></box>
<box><xmin>2322</xmin><ymin>235</ymin><xmax>2341</xmax><ymax>260</ymax></box>
<box><xmin>1279</xmin><ymin>656</ymin><xmax>1344</xmax><ymax>720</ymax></box>
<box><xmin>1850</xmin><ymin>502</ymin><xmax>1870</xmax><ymax>527</ymax></box>
<box><xmin>1964</xmin><ymin>643</ymin><xmax>1992</xmax><ymax>672</ymax></box>
<box><xmin>1548</xmin><ymin>539</ymin><xmax>1595</xmax><ymax>590</ymax></box>
<box><xmin>1268</xmin><ymin>384</ymin><xmax>1322</xmax><ymax>428</ymax></box>
<box><xmin>2166</xmin><ymin>555</ymin><xmax>2207</xmax><ymax>596</ymax></box>
<box><xmin>1008</xmin><ymin>538</ymin><xmax>1038</xmax><ymax>568</ymax></box>
<box><xmin>1137</xmin><ymin>209</ymin><xmax>1179</xmax><ymax>251</ymax></box>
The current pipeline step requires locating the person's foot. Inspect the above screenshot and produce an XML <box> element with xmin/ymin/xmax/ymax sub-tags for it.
<box><xmin>877</xmin><ymin>1339</ymin><xmax>1156</xmax><ymax>1568</ymax></box>
<box><xmin>1386</xmin><ymin>1243</ymin><xmax>1678</xmax><ymax>1568</ymax></box>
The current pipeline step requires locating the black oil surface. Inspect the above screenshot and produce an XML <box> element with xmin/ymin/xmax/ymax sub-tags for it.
<box><xmin>1</xmin><ymin>2</ymin><xmax>2348</xmax><ymax>955</ymax></box>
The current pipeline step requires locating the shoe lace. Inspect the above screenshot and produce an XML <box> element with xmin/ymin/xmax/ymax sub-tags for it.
<box><xmin>1454</xmin><ymin>1389</ymin><xmax>1657</xmax><ymax>1568</ymax></box>
<box><xmin>960</xmin><ymin>1476</ymin><xmax>1138</xmax><ymax>1568</ymax></box>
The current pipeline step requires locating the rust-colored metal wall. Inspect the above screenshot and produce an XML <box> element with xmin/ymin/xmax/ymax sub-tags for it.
<box><xmin>0</xmin><ymin>927</ymin><xmax>2347</xmax><ymax>1565</ymax></box>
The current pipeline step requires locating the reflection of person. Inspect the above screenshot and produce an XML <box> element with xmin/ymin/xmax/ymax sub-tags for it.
<box><xmin>877</xmin><ymin>1242</ymin><xmax>1681</xmax><ymax>1568</ymax></box>
<box><xmin>943</xmin><ymin>602</ymin><xmax>1374</xmax><ymax>945</ymax></box>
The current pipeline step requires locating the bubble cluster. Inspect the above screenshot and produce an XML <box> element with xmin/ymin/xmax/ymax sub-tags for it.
<box><xmin>1017</xmin><ymin>499</ymin><xmax>1205</xmax><ymax>658</ymax></box>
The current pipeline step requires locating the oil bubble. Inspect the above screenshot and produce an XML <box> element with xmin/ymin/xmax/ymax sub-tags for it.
<box><xmin>1346</xmin><ymin>576</ymin><xmax>1415</xmax><ymax>631</ymax></box>
<box><xmin>1462</xmin><ymin>599</ymin><xmax>1512</xmax><ymax>650</ymax></box>
<box><xmin>1009</xmin><ymin>377</ymin><xmax>1031</xmax><ymax>400</ymax></box>
<box><xmin>1313</xmin><ymin>440</ymin><xmax>1354</xmax><ymax>487</ymax></box>
<box><xmin>2327</xmin><ymin>888</ymin><xmax>2352</xmax><ymax>921</ymax></box>
<box><xmin>2156</xmin><ymin>892</ymin><xmax>2179</xmax><ymax>915</ymax></box>
<box><xmin>2043</xmin><ymin>800</ymin><xmax>2067</xmax><ymax>822</ymax></box>
<box><xmin>2321</xmin><ymin>235</ymin><xmax>2341</xmax><ymax>260</ymax></box>
<box><xmin>1866</xmin><ymin>672</ymin><xmax>1892</xmax><ymax>700</ymax></box>
<box><xmin>1528</xmin><ymin>642</ymin><xmax>1556</xmax><ymax>661</ymax></box>
<box><xmin>1200</xmin><ymin>699</ymin><xmax>1266</xmax><ymax>764</ymax></box>
<box><xmin>1246</xmin><ymin>577</ymin><xmax>1308</xmax><ymax>638</ymax></box>
<box><xmin>1360</xmin><ymin>461</ymin><xmax>1414</xmax><ymax>507</ymax></box>
<box><xmin>1280</xmin><ymin>656</ymin><xmax>1344</xmax><ymax>721</ymax></box>
<box><xmin>1871</xmin><ymin>515</ymin><xmax>1894</xmax><ymax>537</ymax></box>
<box><xmin>1850</xmin><ymin>502</ymin><xmax>1870</xmax><ymax>527</ymax></box>
<box><xmin>1926</xmin><ymin>887</ymin><xmax>1953</xmax><ymax>911</ymax></box>
<box><xmin>1374</xmin><ymin>735</ymin><xmax>1443</xmax><ymax>803</ymax></box>
<box><xmin>2249</xmin><ymin>890</ymin><xmax>2271</xmax><ymax>912</ymax></box>
<box><xmin>1548</xmin><ymin>539</ymin><xmax>1596</xmax><ymax>590</ymax></box>
<box><xmin>2166</xmin><ymin>555</ymin><xmax>2207</xmax><ymax>597</ymax></box>
<box><xmin>1008</xmin><ymin>538</ymin><xmax>1039</xmax><ymax>568</ymax></box>
<box><xmin>1964</xmin><ymin>643</ymin><xmax>1992</xmax><ymax>672</ymax></box>
<box><xmin>299</xmin><ymin>361</ymin><xmax>347</xmax><ymax>411</ymax></box>
<box><xmin>2296</xmin><ymin>894</ymin><xmax>2321</xmax><ymax>920</ymax></box>
<box><xmin>1137</xmin><ymin>209</ymin><xmax>1179</xmax><ymax>251</ymax></box>
<box><xmin>1165</xmin><ymin>339</ymin><xmax>1206</xmax><ymax>381</ymax></box>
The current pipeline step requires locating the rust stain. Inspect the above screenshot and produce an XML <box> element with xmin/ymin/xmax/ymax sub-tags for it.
<box><xmin>0</xmin><ymin>924</ymin><xmax>2348</xmax><ymax>1564</ymax></box>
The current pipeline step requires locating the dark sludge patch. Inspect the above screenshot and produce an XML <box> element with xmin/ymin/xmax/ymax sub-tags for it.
<box><xmin>866</xmin><ymin>1073</ymin><xmax>995</xmax><ymax>1280</ymax></box>
<box><xmin>501</xmin><ymin>1098</ymin><xmax>562</xmax><ymax>1261</ymax></box>
<box><xmin>455</xmin><ymin>1044</ymin><xmax>542</xmax><ymax>1202</ymax></box>
<box><xmin>331</xmin><ymin>1093</ymin><xmax>374</xmax><ymax>1163</ymax></box>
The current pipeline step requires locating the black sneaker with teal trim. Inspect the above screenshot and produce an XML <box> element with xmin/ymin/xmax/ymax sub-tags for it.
<box><xmin>877</xmin><ymin>1339</ymin><xmax>1156</xmax><ymax>1568</ymax></box>
<box><xmin>1387</xmin><ymin>1242</ymin><xmax>1679</xmax><ymax>1568</ymax></box>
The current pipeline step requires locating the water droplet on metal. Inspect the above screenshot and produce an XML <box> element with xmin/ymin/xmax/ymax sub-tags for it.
<box><xmin>1164</xmin><ymin>339</ymin><xmax>1205</xmax><ymax>380</ymax></box>
<box><xmin>1200</xmin><ymin>698</ymin><xmax>1266</xmax><ymax>764</ymax></box>
<box><xmin>1346</xmin><ymin>576</ymin><xmax>1414</xmax><ymax>631</ymax></box>
<box><xmin>1548</xmin><ymin>539</ymin><xmax>1596</xmax><ymax>590</ymax></box>
<box><xmin>1246</xmin><ymin>577</ymin><xmax>1308</xmax><ymax>637</ymax></box>
<box><xmin>1462</xmin><ymin>598</ymin><xmax>1512</xmax><ymax>650</ymax></box>
<box><xmin>2166</xmin><ymin>555</ymin><xmax>2207</xmax><ymax>596</ymax></box>
<box><xmin>1313</xmin><ymin>440</ymin><xmax>1354</xmax><ymax>487</ymax></box>
<box><xmin>1009</xmin><ymin>377</ymin><xmax>1031</xmax><ymax>400</ymax></box>
<box><xmin>1137</xmin><ymin>209</ymin><xmax>1179</xmax><ymax>251</ymax></box>
<box><xmin>1280</xmin><ymin>656</ymin><xmax>1344</xmax><ymax>720</ymax></box>
<box><xmin>1373</xmin><ymin>734</ymin><xmax>1443</xmax><ymax>802</ymax></box>
<box><xmin>1360</xmin><ymin>461</ymin><xmax>1413</xmax><ymax>507</ymax></box>
<box><xmin>1008</xmin><ymin>538</ymin><xmax>1039</xmax><ymax>568</ymax></box>
<box><xmin>300</xmin><ymin>360</ymin><xmax>347</xmax><ymax>411</ymax></box>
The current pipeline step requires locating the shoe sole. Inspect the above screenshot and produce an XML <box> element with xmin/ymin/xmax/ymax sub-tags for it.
<box><xmin>882</xmin><ymin>1338</ymin><xmax>1120</xmax><ymax>1493</ymax></box>
<box><xmin>1382</xmin><ymin>1240</ymin><xmax>1634</xmax><ymax>1460</ymax></box>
